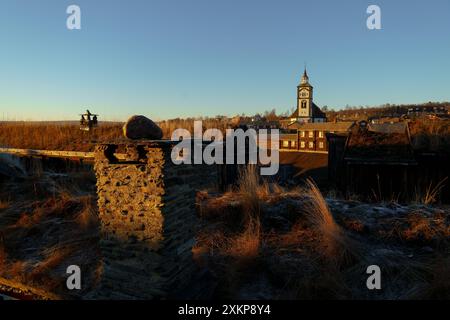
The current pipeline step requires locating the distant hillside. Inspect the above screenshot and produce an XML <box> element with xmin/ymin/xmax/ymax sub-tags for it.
<box><xmin>325</xmin><ymin>101</ymin><xmax>450</xmax><ymax>121</ymax></box>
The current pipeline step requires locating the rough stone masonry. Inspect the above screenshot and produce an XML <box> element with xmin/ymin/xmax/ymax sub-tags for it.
<box><xmin>90</xmin><ymin>141</ymin><xmax>219</xmax><ymax>299</ymax></box>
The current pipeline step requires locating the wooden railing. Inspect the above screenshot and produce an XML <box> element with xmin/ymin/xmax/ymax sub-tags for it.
<box><xmin>0</xmin><ymin>147</ymin><xmax>126</xmax><ymax>160</ymax></box>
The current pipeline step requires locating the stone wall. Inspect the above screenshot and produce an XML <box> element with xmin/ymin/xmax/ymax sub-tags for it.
<box><xmin>90</xmin><ymin>141</ymin><xmax>219</xmax><ymax>299</ymax></box>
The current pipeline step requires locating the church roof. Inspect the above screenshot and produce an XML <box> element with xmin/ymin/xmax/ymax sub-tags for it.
<box><xmin>289</xmin><ymin>103</ymin><xmax>326</xmax><ymax>119</ymax></box>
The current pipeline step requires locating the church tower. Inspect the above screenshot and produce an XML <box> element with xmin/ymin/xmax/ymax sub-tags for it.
<box><xmin>297</xmin><ymin>68</ymin><xmax>314</xmax><ymax>118</ymax></box>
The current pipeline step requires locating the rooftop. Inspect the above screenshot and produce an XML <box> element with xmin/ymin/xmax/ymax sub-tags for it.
<box><xmin>368</xmin><ymin>122</ymin><xmax>408</xmax><ymax>135</ymax></box>
<box><xmin>288</xmin><ymin>121</ymin><xmax>355</xmax><ymax>132</ymax></box>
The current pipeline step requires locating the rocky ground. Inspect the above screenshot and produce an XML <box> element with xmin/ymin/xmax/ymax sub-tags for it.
<box><xmin>0</xmin><ymin>157</ymin><xmax>449</xmax><ymax>300</ymax></box>
<box><xmin>194</xmin><ymin>177</ymin><xmax>450</xmax><ymax>300</ymax></box>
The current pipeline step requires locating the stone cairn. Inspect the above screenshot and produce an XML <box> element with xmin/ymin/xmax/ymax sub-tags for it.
<box><xmin>89</xmin><ymin>116</ymin><xmax>219</xmax><ymax>299</ymax></box>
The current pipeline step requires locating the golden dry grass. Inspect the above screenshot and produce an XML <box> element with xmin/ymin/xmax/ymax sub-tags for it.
<box><xmin>302</xmin><ymin>179</ymin><xmax>349</xmax><ymax>261</ymax></box>
<box><xmin>400</xmin><ymin>211</ymin><xmax>450</xmax><ymax>243</ymax></box>
<box><xmin>276</xmin><ymin>222</ymin><xmax>313</xmax><ymax>248</ymax></box>
<box><xmin>418</xmin><ymin>177</ymin><xmax>449</xmax><ymax>205</ymax></box>
<box><xmin>237</xmin><ymin>165</ymin><xmax>263</xmax><ymax>220</ymax></box>
<box><xmin>0</xmin><ymin>122</ymin><xmax>123</xmax><ymax>151</ymax></box>
<box><xmin>75</xmin><ymin>202</ymin><xmax>97</xmax><ymax>228</ymax></box>
<box><xmin>0</xmin><ymin>169</ymin><xmax>100</xmax><ymax>297</ymax></box>
<box><xmin>225</xmin><ymin>217</ymin><xmax>261</xmax><ymax>260</ymax></box>
<box><xmin>0</xmin><ymin>118</ymin><xmax>236</xmax><ymax>152</ymax></box>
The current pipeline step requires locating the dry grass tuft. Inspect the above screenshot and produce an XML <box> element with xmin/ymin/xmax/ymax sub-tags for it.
<box><xmin>277</xmin><ymin>222</ymin><xmax>313</xmax><ymax>248</ymax></box>
<box><xmin>302</xmin><ymin>179</ymin><xmax>357</xmax><ymax>264</ymax></box>
<box><xmin>418</xmin><ymin>177</ymin><xmax>448</xmax><ymax>205</ymax></box>
<box><xmin>225</xmin><ymin>217</ymin><xmax>261</xmax><ymax>261</ymax></box>
<box><xmin>303</xmin><ymin>180</ymin><xmax>342</xmax><ymax>248</ymax></box>
<box><xmin>75</xmin><ymin>197</ymin><xmax>98</xmax><ymax>228</ymax></box>
<box><xmin>237</xmin><ymin>165</ymin><xmax>262</xmax><ymax>219</ymax></box>
<box><xmin>400</xmin><ymin>211</ymin><xmax>450</xmax><ymax>243</ymax></box>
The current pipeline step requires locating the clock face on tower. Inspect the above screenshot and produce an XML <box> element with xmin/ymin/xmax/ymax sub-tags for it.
<box><xmin>300</xmin><ymin>89</ymin><xmax>309</xmax><ymax>98</ymax></box>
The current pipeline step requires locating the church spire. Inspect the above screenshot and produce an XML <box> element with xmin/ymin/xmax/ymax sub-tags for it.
<box><xmin>300</xmin><ymin>67</ymin><xmax>310</xmax><ymax>85</ymax></box>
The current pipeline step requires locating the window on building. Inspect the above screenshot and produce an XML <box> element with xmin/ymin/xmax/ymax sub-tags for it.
<box><xmin>308</xmin><ymin>131</ymin><xmax>314</xmax><ymax>138</ymax></box>
<box><xmin>291</xmin><ymin>141</ymin><xmax>296</xmax><ymax>148</ymax></box>
<box><xmin>318</xmin><ymin>131</ymin><xmax>324</xmax><ymax>138</ymax></box>
<box><xmin>301</xmin><ymin>141</ymin><xmax>305</xmax><ymax>148</ymax></box>
<box><xmin>282</xmin><ymin>140</ymin><xmax>289</xmax><ymax>148</ymax></box>
<box><xmin>300</xmin><ymin>131</ymin><xmax>305</xmax><ymax>137</ymax></box>
<box><xmin>301</xmin><ymin>101</ymin><xmax>307</xmax><ymax>109</ymax></box>
<box><xmin>319</xmin><ymin>142</ymin><xmax>324</xmax><ymax>149</ymax></box>
<box><xmin>309</xmin><ymin>142</ymin><xmax>314</xmax><ymax>149</ymax></box>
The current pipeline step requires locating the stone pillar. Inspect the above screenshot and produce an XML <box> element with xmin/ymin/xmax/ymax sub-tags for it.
<box><xmin>90</xmin><ymin>141</ymin><xmax>218</xmax><ymax>299</ymax></box>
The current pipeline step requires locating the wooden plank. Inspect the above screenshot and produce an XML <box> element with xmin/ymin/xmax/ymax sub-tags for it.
<box><xmin>0</xmin><ymin>147</ymin><xmax>126</xmax><ymax>160</ymax></box>
<box><xmin>0</xmin><ymin>277</ymin><xmax>60</xmax><ymax>300</ymax></box>
<box><xmin>0</xmin><ymin>148</ymin><xmax>94</xmax><ymax>158</ymax></box>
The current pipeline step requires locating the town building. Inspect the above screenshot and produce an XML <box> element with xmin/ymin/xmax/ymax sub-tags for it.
<box><xmin>280</xmin><ymin>121</ymin><xmax>355</xmax><ymax>152</ymax></box>
<box><xmin>279</xmin><ymin>69</ymin><xmax>354</xmax><ymax>153</ymax></box>
<box><xmin>407</xmin><ymin>105</ymin><xmax>449</xmax><ymax>117</ymax></box>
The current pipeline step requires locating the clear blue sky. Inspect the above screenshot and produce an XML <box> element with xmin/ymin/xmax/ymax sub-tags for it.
<box><xmin>1</xmin><ymin>0</ymin><xmax>449</xmax><ymax>121</ymax></box>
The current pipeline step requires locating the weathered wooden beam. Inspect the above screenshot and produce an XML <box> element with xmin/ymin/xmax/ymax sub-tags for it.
<box><xmin>0</xmin><ymin>147</ymin><xmax>126</xmax><ymax>160</ymax></box>
<box><xmin>0</xmin><ymin>277</ymin><xmax>61</xmax><ymax>300</ymax></box>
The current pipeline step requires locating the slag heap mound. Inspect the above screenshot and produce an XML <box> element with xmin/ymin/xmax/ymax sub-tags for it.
<box><xmin>123</xmin><ymin>115</ymin><xmax>163</xmax><ymax>140</ymax></box>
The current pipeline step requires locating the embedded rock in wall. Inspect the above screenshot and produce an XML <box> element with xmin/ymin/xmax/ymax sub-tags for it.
<box><xmin>123</xmin><ymin>115</ymin><xmax>163</xmax><ymax>140</ymax></box>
